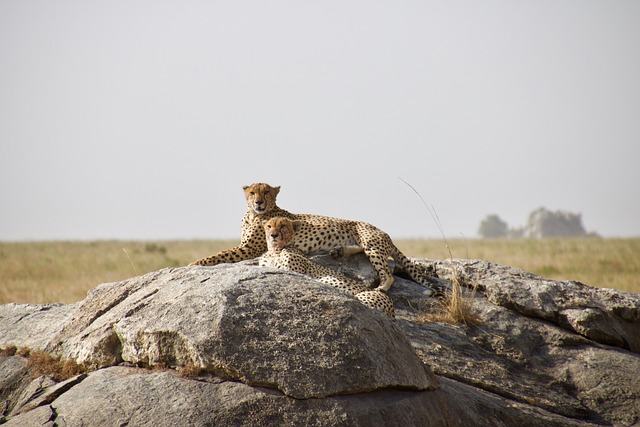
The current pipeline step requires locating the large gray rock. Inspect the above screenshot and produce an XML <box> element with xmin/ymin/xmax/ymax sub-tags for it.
<box><xmin>0</xmin><ymin>303</ymin><xmax>76</xmax><ymax>351</ymax></box>
<box><xmin>433</xmin><ymin>258</ymin><xmax>640</xmax><ymax>353</ymax></box>
<box><xmin>26</xmin><ymin>366</ymin><xmax>451</xmax><ymax>427</ymax></box>
<box><xmin>408</xmin><ymin>258</ymin><xmax>640</xmax><ymax>426</ymax></box>
<box><xmin>0</xmin><ymin>356</ymin><xmax>28</xmax><ymax>417</ymax></box>
<box><xmin>1</xmin><ymin>254</ymin><xmax>639</xmax><ymax>426</ymax></box>
<box><xmin>2</xmin><ymin>365</ymin><xmax>591</xmax><ymax>427</ymax></box>
<box><xmin>43</xmin><ymin>265</ymin><xmax>436</xmax><ymax>399</ymax></box>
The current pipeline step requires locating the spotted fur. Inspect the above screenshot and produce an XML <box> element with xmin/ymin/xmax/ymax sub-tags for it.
<box><xmin>189</xmin><ymin>184</ymin><xmax>295</xmax><ymax>266</ymax></box>
<box><xmin>259</xmin><ymin>217</ymin><xmax>395</xmax><ymax>317</ymax></box>
<box><xmin>190</xmin><ymin>183</ymin><xmax>438</xmax><ymax>292</ymax></box>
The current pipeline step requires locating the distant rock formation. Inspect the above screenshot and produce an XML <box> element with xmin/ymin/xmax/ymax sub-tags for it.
<box><xmin>520</xmin><ymin>207</ymin><xmax>590</xmax><ymax>238</ymax></box>
<box><xmin>1</xmin><ymin>255</ymin><xmax>638</xmax><ymax>426</ymax></box>
<box><xmin>479</xmin><ymin>207</ymin><xmax>596</xmax><ymax>238</ymax></box>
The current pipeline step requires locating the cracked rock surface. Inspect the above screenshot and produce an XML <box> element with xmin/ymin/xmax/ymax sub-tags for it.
<box><xmin>1</xmin><ymin>256</ymin><xmax>639</xmax><ymax>426</ymax></box>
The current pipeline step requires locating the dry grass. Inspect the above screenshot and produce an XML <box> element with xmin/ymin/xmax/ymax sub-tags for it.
<box><xmin>0</xmin><ymin>240</ymin><xmax>236</xmax><ymax>304</ymax></box>
<box><xmin>396</xmin><ymin>178</ymin><xmax>482</xmax><ymax>325</ymax></box>
<box><xmin>178</xmin><ymin>364</ymin><xmax>207</xmax><ymax>378</ymax></box>
<box><xmin>0</xmin><ymin>346</ymin><xmax>86</xmax><ymax>381</ymax></box>
<box><xmin>0</xmin><ymin>238</ymin><xmax>638</xmax><ymax>305</ymax></box>
<box><xmin>397</xmin><ymin>237</ymin><xmax>640</xmax><ymax>294</ymax></box>
<box><xmin>26</xmin><ymin>349</ymin><xmax>86</xmax><ymax>381</ymax></box>
<box><xmin>419</xmin><ymin>280</ymin><xmax>482</xmax><ymax>326</ymax></box>
<box><xmin>411</xmin><ymin>230</ymin><xmax>481</xmax><ymax>326</ymax></box>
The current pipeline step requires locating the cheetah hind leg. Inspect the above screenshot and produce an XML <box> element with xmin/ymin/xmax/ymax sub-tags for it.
<box><xmin>330</xmin><ymin>245</ymin><xmax>394</xmax><ymax>291</ymax></box>
<box><xmin>360</xmin><ymin>248</ymin><xmax>395</xmax><ymax>292</ymax></box>
<box><xmin>355</xmin><ymin>291</ymin><xmax>395</xmax><ymax>318</ymax></box>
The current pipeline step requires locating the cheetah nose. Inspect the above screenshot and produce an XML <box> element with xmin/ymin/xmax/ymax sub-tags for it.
<box><xmin>271</xmin><ymin>233</ymin><xmax>279</xmax><ymax>239</ymax></box>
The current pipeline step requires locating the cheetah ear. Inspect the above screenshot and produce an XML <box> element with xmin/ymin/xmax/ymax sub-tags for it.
<box><xmin>291</xmin><ymin>220</ymin><xmax>303</xmax><ymax>232</ymax></box>
<box><xmin>273</xmin><ymin>186</ymin><xmax>281</xmax><ymax>196</ymax></box>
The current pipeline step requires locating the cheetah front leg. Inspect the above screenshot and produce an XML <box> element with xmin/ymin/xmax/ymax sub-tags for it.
<box><xmin>190</xmin><ymin>219</ymin><xmax>268</xmax><ymax>266</ymax></box>
<box><xmin>189</xmin><ymin>242</ymin><xmax>267</xmax><ymax>266</ymax></box>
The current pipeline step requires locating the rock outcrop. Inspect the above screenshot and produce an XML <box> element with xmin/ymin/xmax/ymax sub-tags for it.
<box><xmin>1</xmin><ymin>255</ymin><xmax>639</xmax><ymax>426</ymax></box>
<box><xmin>522</xmin><ymin>207</ymin><xmax>589</xmax><ymax>238</ymax></box>
<box><xmin>478</xmin><ymin>207</ymin><xmax>597</xmax><ymax>239</ymax></box>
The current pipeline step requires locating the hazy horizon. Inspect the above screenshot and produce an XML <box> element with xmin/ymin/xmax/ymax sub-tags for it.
<box><xmin>2</xmin><ymin>1</ymin><xmax>639</xmax><ymax>241</ymax></box>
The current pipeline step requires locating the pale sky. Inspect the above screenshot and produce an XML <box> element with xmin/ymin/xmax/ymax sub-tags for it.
<box><xmin>1</xmin><ymin>1</ymin><xmax>639</xmax><ymax>241</ymax></box>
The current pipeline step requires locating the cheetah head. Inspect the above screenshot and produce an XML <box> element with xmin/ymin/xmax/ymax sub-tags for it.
<box><xmin>243</xmin><ymin>183</ymin><xmax>280</xmax><ymax>215</ymax></box>
<box><xmin>263</xmin><ymin>217</ymin><xmax>301</xmax><ymax>250</ymax></box>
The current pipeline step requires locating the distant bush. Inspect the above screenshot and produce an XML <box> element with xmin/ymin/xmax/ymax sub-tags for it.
<box><xmin>478</xmin><ymin>214</ymin><xmax>509</xmax><ymax>238</ymax></box>
<box><xmin>144</xmin><ymin>243</ymin><xmax>167</xmax><ymax>254</ymax></box>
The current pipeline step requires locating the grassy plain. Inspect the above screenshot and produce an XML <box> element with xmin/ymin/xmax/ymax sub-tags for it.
<box><xmin>1</xmin><ymin>238</ymin><xmax>638</xmax><ymax>304</ymax></box>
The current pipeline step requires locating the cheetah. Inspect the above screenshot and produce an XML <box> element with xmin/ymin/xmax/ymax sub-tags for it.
<box><xmin>259</xmin><ymin>217</ymin><xmax>395</xmax><ymax>317</ymax></box>
<box><xmin>190</xmin><ymin>183</ymin><xmax>439</xmax><ymax>293</ymax></box>
<box><xmin>189</xmin><ymin>183</ymin><xmax>294</xmax><ymax>265</ymax></box>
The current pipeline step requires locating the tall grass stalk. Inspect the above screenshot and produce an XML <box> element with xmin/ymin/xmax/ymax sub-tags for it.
<box><xmin>398</xmin><ymin>177</ymin><xmax>480</xmax><ymax>326</ymax></box>
<box><xmin>122</xmin><ymin>248</ymin><xmax>138</xmax><ymax>276</ymax></box>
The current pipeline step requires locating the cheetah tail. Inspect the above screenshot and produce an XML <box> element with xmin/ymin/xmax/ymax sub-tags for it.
<box><xmin>391</xmin><ymin>245</ymin><xmax>439</xmax><ymax>284</ymax></box>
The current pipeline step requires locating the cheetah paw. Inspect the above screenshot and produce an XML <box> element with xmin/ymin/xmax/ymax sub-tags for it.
<box><xmin>329</xmin><ymin>247</ymin><xmax>345</xmax><ymax>258</ymax></box>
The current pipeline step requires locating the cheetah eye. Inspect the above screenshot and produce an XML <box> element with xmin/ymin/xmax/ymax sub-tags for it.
<box><xmin>249</xmin><ymin>191</ymin><xmax>255</xmax><ymax>196</ymax></box>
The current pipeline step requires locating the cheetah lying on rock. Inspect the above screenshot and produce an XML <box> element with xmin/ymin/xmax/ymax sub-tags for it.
<box><xmin>190</xmin><ymin>183</ymin><xmax>439</xmax><ymax>293</ymax></box>
<box><xmin>258</xmin><ymin>217</ymin><xmax>395</xmax><ymax>318</ymax></box>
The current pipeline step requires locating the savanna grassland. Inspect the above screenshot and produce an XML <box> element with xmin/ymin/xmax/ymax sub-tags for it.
<box><xmin>1</xmin><ymin>238</ymin><xmax>638</xmax><ymax>304</ymax></box>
